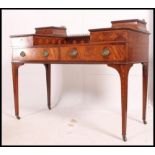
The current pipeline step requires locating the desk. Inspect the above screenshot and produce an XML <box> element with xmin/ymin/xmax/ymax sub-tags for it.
<box><xmin>10</xmin><ymin>19</ymin><xmax>149</xmax><ymax>141</ymax></box>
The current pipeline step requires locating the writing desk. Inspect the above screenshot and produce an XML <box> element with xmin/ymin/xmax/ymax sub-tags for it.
<box><xmin>10</xmin><ymin>19</ymin><xmax>149</xmax><ymax>141</ymax></box>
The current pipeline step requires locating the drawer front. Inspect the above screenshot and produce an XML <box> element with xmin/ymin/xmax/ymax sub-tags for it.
<box><xmin>60</xmin><ymin>44</ymin><xmax>126</xmax><ymax>62</ymax></box>
<box><xmin>90</xmin><ymin>30</ymin><xmax>128</xmax><ymax>42</ymax></box>
<box><xmin>11</xmin><ymin>36</ymin><xmax>34</xmax><ymax>48</ymax></box>
<box><xmin>12</xmin><ymin>48</ymin><xmax>59</xmax><ymax>61</ymax></box>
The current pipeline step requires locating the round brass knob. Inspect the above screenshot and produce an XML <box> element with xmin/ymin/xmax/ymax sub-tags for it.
<box><xmin>20</xmin><ymin>51</ymin><xmax>26</xmax><ymax>57</ymax></box>
<box><xmin>102</xmin><ymin>48</ymin><xmax>110</xmax><ymax>57</ymax></box>
<box><xmin>43</xmin><ymin>51</ymin><xmax>49</xmax><ymax>57</ymax></box>
<box><xmin>70</xmin><ymin>48</ymin><xmax>78</xmax><ymax>57</ymax></box>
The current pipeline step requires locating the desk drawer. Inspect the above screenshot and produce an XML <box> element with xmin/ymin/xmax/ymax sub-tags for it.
<box><xmin>12</xmin><ymin>48</ymin><xmax>59</xmax><ymax>61</ymax></box>
<box><xmin>90</xmin><ymin>30</ymin><xmax>128</xmax><ymax>42</ymax></box>
<box><xmin>60</xmin><ymin>44</ymin><xmax>126</xmax><ymax>62</ymax></box>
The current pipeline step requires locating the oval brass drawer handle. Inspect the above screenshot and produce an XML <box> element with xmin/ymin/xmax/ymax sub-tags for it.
<box><xmin>20</xmin><ymin>51</ymin><xmax>26</xmax><ymax>57</ymax></box>
<box><xmin>43</xmin><ymin>51</ymin><xmax>49</xmax><ymax>57</ymax></box>
<box><xmin>102</xmin><ymin>48</ymin><xmax>110</xmax><ymax>57</ymax></box>
<box><xmin>70</xmin><ymin>48</ymin><xmax>78</xmax><ymax>57</ymax></box>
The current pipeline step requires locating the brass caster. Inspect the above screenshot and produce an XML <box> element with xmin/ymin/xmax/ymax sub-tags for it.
<box><xmin>16</xmin><ymin>116</ymin><xmax>20</xmax><ymax>120</ymax></box>
<box><xmin>143</xmin><ymin>120</ymin><xmax>147</xmax><ymax>124</ymax></box>
<box><xmin>48</xmin><ymin>106</ymin><xmax>51</xmax><ymax>110</ymax></box>
<box><xmin>122</xmin><ymin>135</ymin><xmax>127</xmax><ymax>142</ymax></box>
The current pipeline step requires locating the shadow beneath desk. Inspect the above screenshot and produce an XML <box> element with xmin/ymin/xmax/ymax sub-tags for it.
<box><xmin>79</xmin><ymin>118</ymin><xmax>122</xmax><ymax>141</ymax></box>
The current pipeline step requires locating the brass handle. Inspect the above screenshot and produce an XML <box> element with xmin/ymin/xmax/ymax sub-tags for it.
<box><xmin>70</xmin><ymin>48</ymin><xmax>78</xmax><ymax>57</ymax></box>
<box><xmin>102</xmin><ymin>48</ymin><xmax>110</xmax><ymax>57</ymax></box>
<box><xmin>20</xmin><ymin>51</ymin><xmax>26</xmax><ymax>57</ymax></box>
<box><xmin>43</xmin><ymin>51</ymin><xmax>49</xmax><ymax>57</ymax></box>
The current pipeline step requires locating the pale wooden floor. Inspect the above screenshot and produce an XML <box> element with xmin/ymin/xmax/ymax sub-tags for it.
<box><xmin>2</xmin><ymin>96</ymin><xmax>153</xmax><ymax>146</ymax></box>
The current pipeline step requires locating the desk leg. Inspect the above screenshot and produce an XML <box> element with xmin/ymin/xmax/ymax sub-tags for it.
<box><xmin>108</xmin><ymin>64</ymin><xmax>133</xmax><ymax>141</ymax></box>
<box><xmin>142</xmin><ymin>62</ymin><xmax>148</xmax><ymax>124</ymax></box>
<box><xmin>12</xmin><ymin>62</ymin><xmax>24</xmax><ymax>119</ymax></box>
<box><xmin>44</xmin><ymin>64</ymin><xmax>51</xmax><ymax>110</ymax></box>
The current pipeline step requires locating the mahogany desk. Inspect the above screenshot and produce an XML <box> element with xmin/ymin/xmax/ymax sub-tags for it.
<box><xmin>10</xmin><ymin>19</ymin><xmax>149</xmax><ymax>141</ymax></box>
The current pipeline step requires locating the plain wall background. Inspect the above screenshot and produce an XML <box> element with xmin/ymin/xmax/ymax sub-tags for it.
<box><xmin>2</xmin><ymin>10</ymin><xmax>153</xmax><ymax>118</ymax></box>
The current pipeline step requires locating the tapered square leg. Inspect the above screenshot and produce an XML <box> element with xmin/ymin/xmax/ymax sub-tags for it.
<box><xmin>44</xmin><ymin>64</ymin><xmax>51</xmax><ymax>110</ymax></box>
<box><xmin>108</xmin><ymin>64</ymin><xmax>133</xmax><ymax>141</ymax></box>
<box><xmin>12</xmin><ymin>62</ymin><xmax>24</xmax><ymax>119</ymax></box>
<box><xmin>142</xmin><ymin>62</ymin><xmax>148</xmax><ymax>124</ymax></box>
